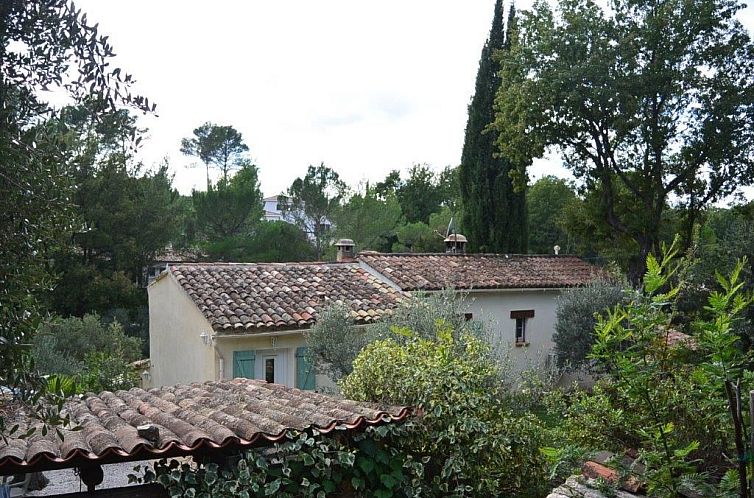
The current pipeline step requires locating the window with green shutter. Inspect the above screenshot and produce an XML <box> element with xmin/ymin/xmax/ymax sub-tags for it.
<box><xmin>295</xmin><ymin>347</ymin><xmax>315</xmax><ymax>390</ymax></box>
<box><xmin>233</xmin><ymin>350</ymin><xmax>255</xmax><ymax>379</ymax></box>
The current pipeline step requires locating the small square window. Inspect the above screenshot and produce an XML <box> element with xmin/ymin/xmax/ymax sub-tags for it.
<box><xmin>463</xmin><ymin>312</ymin><xmax>473</xmax><ymax>321</ymax></box>
<box><xmin>511</xmin><ymin>310</ymin><xmax>534</xmax><ymax>345</ymax></box>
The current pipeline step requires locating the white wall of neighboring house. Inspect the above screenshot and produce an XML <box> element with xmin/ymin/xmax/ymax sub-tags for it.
<box><xmin>148</xmin><ymin>274</ymin><xmax>216</xmax><ymax>387</ymax></box>
<box><xmin>262</xmin><ymin>195</ymin><xmax>297</xmax><ymax>224</ymax></box>
<box><xmin>457</xmin><ymin>289</ymin><xmax>562</xmax><ymax>372</ymax></box>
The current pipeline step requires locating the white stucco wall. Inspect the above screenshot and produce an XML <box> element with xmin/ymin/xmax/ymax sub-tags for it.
<box><xmin>148</xmin><ymin>273</ymin><xmax>216</xmax><ymax>387</ymax></box>
<box><xmin>457</xmin><ymin>289</ymin><xmax>562</xmax><ymax>372</ymax></box>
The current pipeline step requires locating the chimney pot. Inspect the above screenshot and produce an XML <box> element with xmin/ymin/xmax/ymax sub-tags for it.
<box><xmin>444</xmin><ymin>233</ymin><xmax>468</xmax><ymax>254</ymax></box>
<box><xmin>335</xmin><ymin>238</ymin><xmax>355</xmax><ymax>262</ymax></box>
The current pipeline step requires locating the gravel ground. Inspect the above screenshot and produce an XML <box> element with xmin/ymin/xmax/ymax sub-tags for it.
<box><xmin>26</xmin><ymin>461</ymin><xmax>155</xmax><ymax>496</ymax></box>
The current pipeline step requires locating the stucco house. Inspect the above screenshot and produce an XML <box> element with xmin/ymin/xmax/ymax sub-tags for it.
<box><xmin>147</xmin><ymin>261</ymin><xmax>404</xmax><ymax>389</ymax></box>
<box><xmin>148</xmin><ymin>237</ymin><xmax>600</xmax><ymax>389</ymax></box>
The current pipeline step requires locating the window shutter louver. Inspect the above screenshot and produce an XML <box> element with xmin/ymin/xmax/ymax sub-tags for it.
<box><xmin>295</xmin><ymin>347</ymin><xmax>315</xmax><ymax>390</ymax></box>
<box><xmin>233</xmin><ymin>350</ymin><xmax>256</xmax><ymax>379</ymax></box>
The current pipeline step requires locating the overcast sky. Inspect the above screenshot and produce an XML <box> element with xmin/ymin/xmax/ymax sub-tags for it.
<box><xmin>75</xmin><ymin>0</ymin><xmax>754</xmax><ymax>201</ymax></box>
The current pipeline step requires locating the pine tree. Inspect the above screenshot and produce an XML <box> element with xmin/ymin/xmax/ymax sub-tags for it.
<box><xmin>459</xmin><ymin>1</ymin><xmax>527</xmax><ymax>253</ymax></box>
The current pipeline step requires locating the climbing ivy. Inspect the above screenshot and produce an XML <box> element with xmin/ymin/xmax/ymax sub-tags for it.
<box><xmin>130</xmin><ymin>424</ymin><xmax>424</xmax><ymax>498</ymax></box>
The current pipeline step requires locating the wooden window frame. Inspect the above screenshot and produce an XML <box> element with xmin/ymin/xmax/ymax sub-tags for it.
<box><xmin>511</xmin><ymin>310</ymin><xmax>534</xmax><ymax>346</ymax></box>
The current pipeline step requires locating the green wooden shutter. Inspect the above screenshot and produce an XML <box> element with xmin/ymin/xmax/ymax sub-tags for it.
<box><xmin>295</xmin><ymin>347</ymin><xmax>315</xmax><ymax>390</ymax></box>
<box><xmin>233</xmin><ymin>350</ymin><xmax>256</xmax><ymax>379</ymax></box>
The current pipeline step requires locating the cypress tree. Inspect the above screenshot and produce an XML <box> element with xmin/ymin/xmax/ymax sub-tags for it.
<box><xmin>459</xmin><ymin>1</ymin><xmax>527</xmax><ymax>253</ymax></box>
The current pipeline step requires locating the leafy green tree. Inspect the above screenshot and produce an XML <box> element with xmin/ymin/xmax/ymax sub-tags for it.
<box><xmin>545</xmin><ymin>241</ymin><xmax>754</xmax><ymax>497</ymax></box>
<box><xmin>48</xmin><ymin>156</ymin><xmax>183</xmax><ymax>317</ymax></box>
<box><xmin>395</xmin><ymin>164</ymin><xmax>447</xmax><ymax>224</ymax></box>
<box><xmin>392</xmin><ymin>222</ymin><xmax>444</xmax><ymax>253</ymax></box>
<box><xmin>192</xmin><ymin>161</ymin><xmax>263</xmax><ymax>241</ymax></box>
<box><xmin>181</xmin><ymin>122</ymin><xmax>249</xmax><ymax>186</ymax></box>
<box><xmin>460</xmin><ymin>1</ymin><xmax>527</xmax><ymax>254</ymax></box>
<box><xmin>281</xmin><ymin>163</ymin><xmax>347</xmax><ymax>259</ymax></box>
<box><xmin>332</xmin><ymin>186</ymin><xmax>402</xmax><ymax>252</ymax></box>
<box><xmin>202</xmin><ymin>221</ymin><xmax>315</xmax><ymax>263</ymax></box>
<box><xmin>374</xmin><ymin>169</ymin><xmax>402</xmax><ymax>199</ymax></box>
<box><xmin>0</xmin><ymin>0</ymin><xmax>150</xmax><ymax>433</ymax></box>
<box><xmin>527</xmin><ymin>176</ymin><xmax>577</xmax><ymax>254</ymax></box>
<box><xmin>494</xmin><ymin>0</ymin><xmax>754</xmax><ymax>281</ymax></box>
<box><xmin>677</xmin><ymin>204</ymin><xmax>754</xmax><ymax>344</ymax></box>
<box><xmin>559</xmin><ymin>183</ymin><xmax>682</xmax><ymax>271</ymax></box>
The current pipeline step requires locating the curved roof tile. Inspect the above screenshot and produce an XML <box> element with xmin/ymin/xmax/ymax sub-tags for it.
<box><xmin>0</xmin><ymin>379</ymin><xmax>410</xmax><ymax>475</ymax></box>
<box><xmin>358</xmin><ymin>253</ymin><xmax>602</xmax><ymax>291</ymax></box>
<box><xmin>170</xmin><ymin>263</ymin><xmax>404</xmax><ymax>334</ymax></box>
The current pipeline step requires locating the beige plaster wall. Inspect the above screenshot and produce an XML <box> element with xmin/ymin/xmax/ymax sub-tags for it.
<box><xmin>148</xmin><ymin>274</ymin><xmax>216</xmax><ymax>387</ymax></box>
<box><xmin>459</xmin><ymin>289</ymin><xmax>562</xmax><ymax>372</ymax></box>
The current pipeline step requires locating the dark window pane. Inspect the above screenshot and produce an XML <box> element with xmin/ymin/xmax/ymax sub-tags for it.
<box><xmin>515</xmin><ymin>318</ymin><xmax>526</xmax><ymax>343</ymax></box>
<box><xmin>265</xmin><ymin>358</ymin><xmax>275</xmax><ymax>383</ymax></box>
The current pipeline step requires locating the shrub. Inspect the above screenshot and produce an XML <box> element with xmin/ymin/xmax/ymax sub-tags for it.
<box><xmin>553</xmin><ymin>278</ymin><xmax>624</xmax><ymax>368</ymax></box>
<box><xmin>546</xmin><ymin>241</ymin><xmax>754</xmax><ymax>497</ymax></box>
<box><xmin>340</xmin><ymin>322</ymin><xmax>548</xmax><ymax>497</ymax></box>
<box><xmin>306</xmin><ymin>290</ymin><xmax>486</xmax><ymax>383</ymax></box>
<box><xmin>31</xmin><ymin>314</ymin><xmax>142</xmax><ymax>392</ymax></box>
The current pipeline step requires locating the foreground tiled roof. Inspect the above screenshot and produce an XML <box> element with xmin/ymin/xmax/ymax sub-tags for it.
<box><xmin>0</xmin><ymin>379</ymin><xmax>410</xmax><ymax>475</ymax></box>
<box><xmin>169</xmin><ymin>263</ymin><xmax>404</xmax><ymax>333</ymax></box>
<box><xmin>358</xmin><ymin>253</ymin><xmax>601</xmax><ymax>291</ymax></box>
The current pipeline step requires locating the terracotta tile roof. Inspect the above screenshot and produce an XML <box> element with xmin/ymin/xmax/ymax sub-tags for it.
<box><xmin>170</xmin><ymin>263</ymin><xmax>404</xmax><ymax>333</ymax></box>
<box><xmin>358</xmin><ymin>253</ymin><xmax>601</xmax><ymax>291</ymax></box>
<box><xmin>0</xmin><ymin>379</ymin><xmax>410</xmax><ymax>475</ymax></box>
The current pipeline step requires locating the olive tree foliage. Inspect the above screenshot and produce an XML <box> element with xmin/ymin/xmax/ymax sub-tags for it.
<box><xmin>0</xmin><ymin>0</ymin><xmax>151</xmax><ymax>435</ymax></box>
<box><xmin>493</xmin><ymin>0</ymin><xmax>754</xmax><ymax>282</ymax></box>
<box><xmin>553</xmin><ymin>279</ymin><xmax>625</xmax><ymax>368</ymax></box>
<box><xmin>306</xmin><ymin>290</ymin><xmax>485</xmax><ymax>382</ymax></box>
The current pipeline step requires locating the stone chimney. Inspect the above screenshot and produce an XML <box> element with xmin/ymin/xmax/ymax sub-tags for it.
<box><xmin>444</xmin><ymin>233</ymin><xmax>467</xmax><ymax>254</ymax></box>
<box><xmin>335</xmin><ymin>238</ymin><xmax>355</xmax><ymax>262</ymax></box>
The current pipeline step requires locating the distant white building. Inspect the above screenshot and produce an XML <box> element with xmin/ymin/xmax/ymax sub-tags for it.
<box><xmin>261</xmin><ymin>194</ymin><xmax>331</xmax><ymax>240</ymax></box>
<box><xmin>262</xmin><ymin>194</ymin><xmax>294</xmax><ymax>223</ymax></box>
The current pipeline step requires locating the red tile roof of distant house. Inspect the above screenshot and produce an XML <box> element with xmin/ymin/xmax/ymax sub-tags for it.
<box><xmin>358</xmin><ymin>253</ymin><xmax>602</xmax><ymax>291</ymax></box>
<box><xmin>168</xmin><ymin>262</ymin><xmax>404</xmax><ymax>333</ymax></box>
